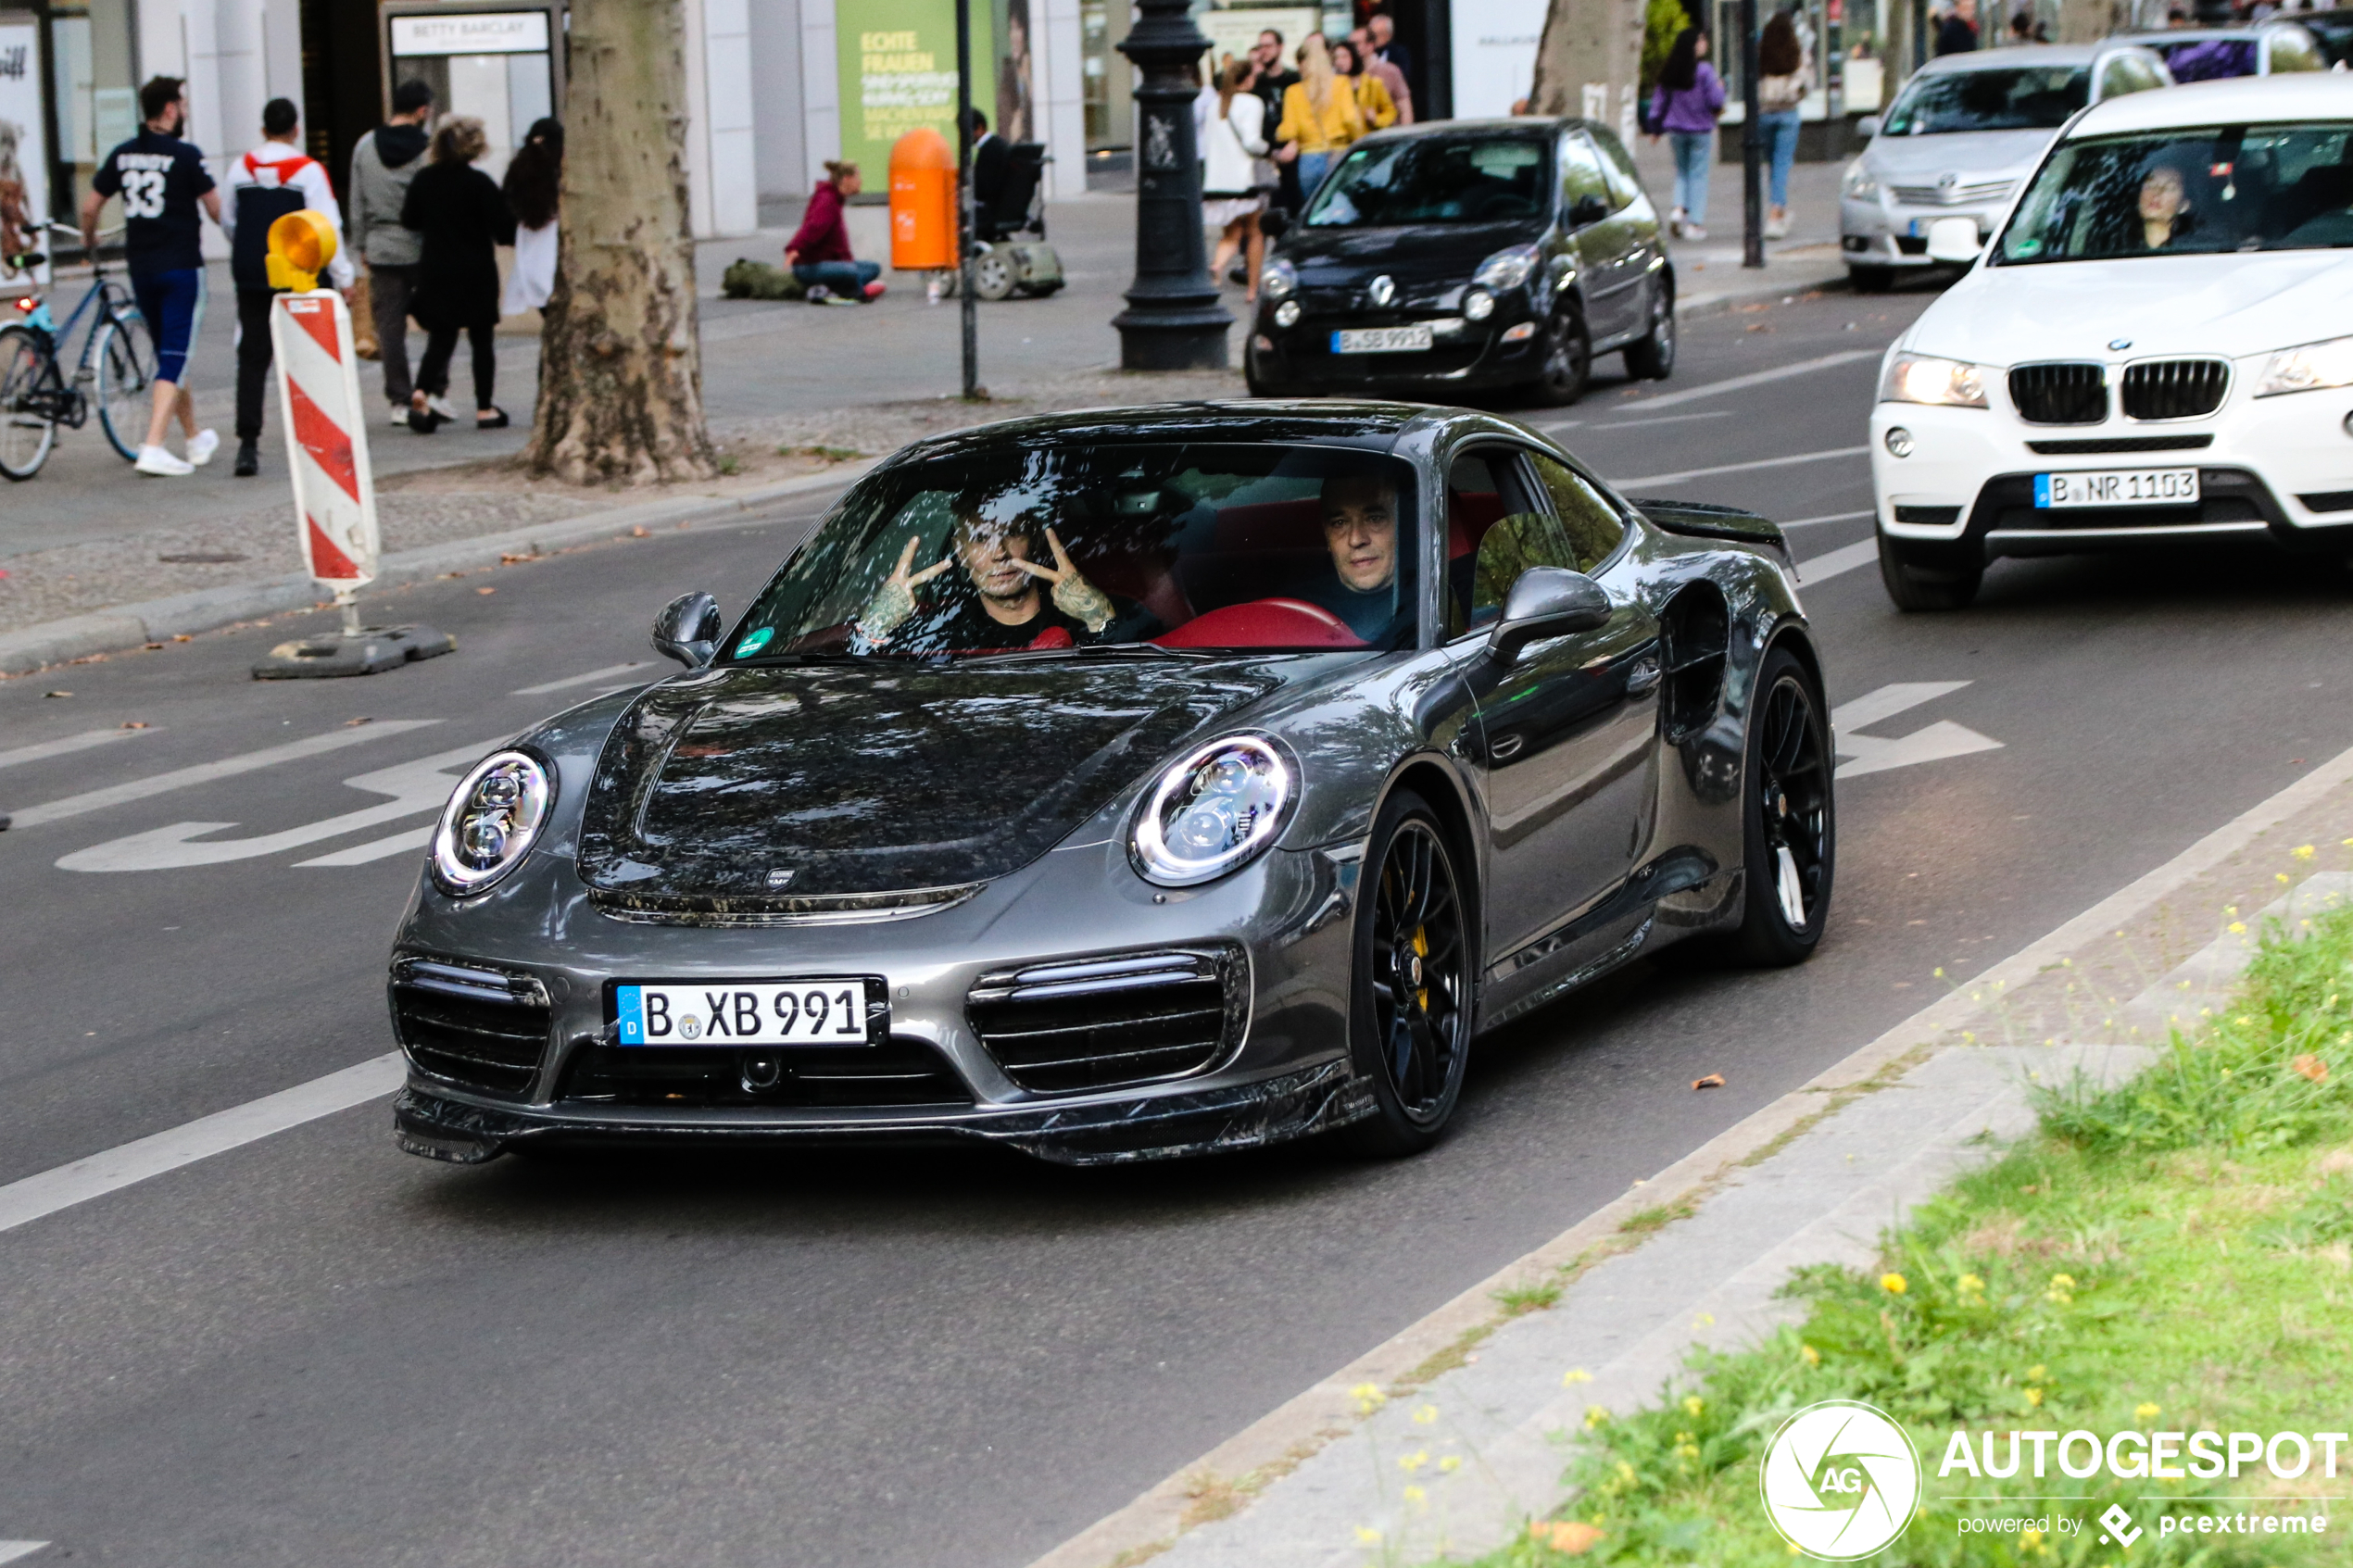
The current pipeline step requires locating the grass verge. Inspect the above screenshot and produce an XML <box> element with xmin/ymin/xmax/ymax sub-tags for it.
<box><xmin>1443</xmin><ymin>907</ymin><xmax>2353</xmax><ymax>1566</ymax></box>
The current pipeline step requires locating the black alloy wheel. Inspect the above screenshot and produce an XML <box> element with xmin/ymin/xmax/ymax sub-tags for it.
<box><xmin>1877</xmin><ymin>531</ymin><xmax>1982</xmax><ymax>611</ymax></box>
<box><xmin>1344</xmin><ymin>791</ymin><xmax>1472</xmax><ymax>1155</ymax></box>
<box><xmin>1725</xmin><ymin>648</ymin><xmax>1834</xmax><ymax>965</ymax></box>
<box><xmin>1622</xmin><ymin>278</ymin><xmax>1676</xmax><ymax>381</ymax></box>
<box><xmin>1528</xmin><ymin>306</ymin><xmax>1592</xmax><ymax>408</ymax></box>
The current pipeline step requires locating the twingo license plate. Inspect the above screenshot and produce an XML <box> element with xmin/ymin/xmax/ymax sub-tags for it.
<box><xmin>2033</xmin><ymin>469</ymin><xmax>2200</xmax><ymax>508</ymax></box>
<box><xmin>1332</xmin><ymin>324</ymin><xmax>1433</xmax><ymax>354</ymax></box>
<box><xmin>613</xmin><ymin>978</ymin><xmax>887</xmax><ymax>1047</ymax></box>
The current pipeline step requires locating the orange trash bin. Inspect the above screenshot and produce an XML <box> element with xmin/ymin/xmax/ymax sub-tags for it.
<box><xmin>889</xmin><ymin>127</ymin><xmax>957</xmax><ymax>272</ymax></box>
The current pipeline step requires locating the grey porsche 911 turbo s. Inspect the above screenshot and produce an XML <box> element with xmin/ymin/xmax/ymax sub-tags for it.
<box><xmin>388</xmin><ymin>402</ymin><xmax>1833</xmax><ymax>1167</ymax></box>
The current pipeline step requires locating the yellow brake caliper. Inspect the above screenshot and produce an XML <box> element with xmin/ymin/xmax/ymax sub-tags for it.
<box><xmin>1413</xmin><ymin>926</ymin><xmax>1430</xmax><ymax>1012</ymax></box>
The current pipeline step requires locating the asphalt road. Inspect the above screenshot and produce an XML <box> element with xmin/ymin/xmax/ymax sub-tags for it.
<box><xmin>5</xmin><ymin>286</ymin><xmax>2351</xmax><ymax>1568</ymax></box>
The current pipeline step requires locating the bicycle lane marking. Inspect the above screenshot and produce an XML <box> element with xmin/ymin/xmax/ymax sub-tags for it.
<box><xmin>0</xmin><ymin>726</ymin><xmax>161</xmax><ymax>772</ymax></box>
<box><xmin>6</xmin><ymin>721</ymin><xmax>440</xmax><ymax>829</ymax></box>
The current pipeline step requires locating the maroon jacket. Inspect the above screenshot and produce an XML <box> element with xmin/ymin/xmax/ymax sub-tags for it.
<box><xmin>787</xmin><ymin>182</ymin><xmax>854</xmax><ymax>264</ymax></box>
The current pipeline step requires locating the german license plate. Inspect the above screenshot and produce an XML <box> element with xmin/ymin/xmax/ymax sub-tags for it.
<box><xmin>613</xmin><ymin>978</ymin><xmax>887</xmax><ymax>1047</ymax></box>
<box><xmin>1332</xmin><ymin>324</ymin><xmax>1432</xmax><ymax>354</ymax></box>
<box><xmin>2033</xmin><ymin>469</ymin><xmax>2200</xmax><ymax>508</ymax></box>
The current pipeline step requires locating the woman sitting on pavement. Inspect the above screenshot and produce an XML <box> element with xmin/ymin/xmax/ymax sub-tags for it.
<box><xmin>786</xmin><ymin>161</ymin><xmax>886</xmax><ymax>305</ymax></box>
<box><xmin>1277</xmin><ymin>36</ymin><xmax>1368</xmax><ymax>196</ymax></box>
<box><xmin>1328</xmin><ymin>42</ymin><xmax>1400</xmax><ymax>136</ymax></box>
<box><xmin>398</xmin><ymin>114</ymin><xmax>515</xmax><ymax>433</ymax></box>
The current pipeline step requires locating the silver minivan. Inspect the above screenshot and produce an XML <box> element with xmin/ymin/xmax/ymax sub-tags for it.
<box><xmin>1840</xmin><ymin>43</ymin><xmax>2172</xmax><ymax>291</ymax></box>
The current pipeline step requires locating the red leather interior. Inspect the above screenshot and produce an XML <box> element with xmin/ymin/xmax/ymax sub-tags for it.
<box><xmin>1213</xmin><ymin>497</ymin><xmax>1326</xmax><ymax>552</ymax></box>
<box><xmin>1450</xmin><ymin>490</ymin><xmax>1504</xmax><ymax>558</ymax></box>
<box><xmin>1152</xmin><ymin>597</ymin><xmax>1366</xmax><ymax>649</ymax></box>
<box><xmin>1069</xmin><ymin>542</ymin><xmax>1194</xmax><ymax>630</ymax></box>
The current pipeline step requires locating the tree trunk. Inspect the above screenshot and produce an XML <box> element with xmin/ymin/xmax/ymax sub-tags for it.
<box><xmin>1528</xmin><ymin>0</ymin><xmax>1644</xmax><ymax>145</ymax></box>
<box><xmin>1883</xmin><ymin>0</ymin><xmax>1915</xmax><ymax>99</ymax></box>
<box><xmin>2057</xmin><ymin>0</ymin><xmax>2121</xmax><ymax>44</ymax></box>
<box><xmin>525</xmin><ymin>0</ymin><xmax>716</xmax><ymax>484</ymax></box>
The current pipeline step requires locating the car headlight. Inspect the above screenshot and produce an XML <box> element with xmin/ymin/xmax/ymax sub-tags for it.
<box><xmin>1842</xmin><ymin>160</ymin><xmax>1881</xmax><ymax>202</ymax></box>
<box><xmin>1472</xmin><ymin>243</ymin><xmax>1541</xmax><ymax>292</ymax></box>
<box><xmin>1130</xmin><ymin>735</ymin><xmax>1295</xmax><ymax>887</ymax></box>
<box><xmin>1464</xmin><ymin>288</ymin><xmax>1495</xmax><ymax>321</ymax></box>
<box><xmin>1261</xmin><ymin>258</ymin><xmax>1297</xmax><ymax>300</ymax></box>
<box><xmin>2255</xmin><ymin>334</ymin><xmax>2353</xmax><ymax>397</ymax></box>
<box><xmin>1274</xmin><ymin>298</ymin><xmax>1302</xmax><ymax>328</ymax></box>
<box><xmin>432</xmin><ymin>750</ymin><xmax>553</xmax><ymax>896</ymax></box>
<box><xmin>1879</xmin><ymin>353</ymin><xmax>1988</xmax><ymax>408</ymax></box>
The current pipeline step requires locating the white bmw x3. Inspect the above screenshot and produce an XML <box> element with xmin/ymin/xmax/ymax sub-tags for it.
<box><xmin>1871</xmin><ymin>74</ymin><xmax>2353</xmax><ymax>609</ymax></box>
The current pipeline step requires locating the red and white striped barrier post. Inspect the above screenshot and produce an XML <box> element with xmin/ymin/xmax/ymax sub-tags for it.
<box><xmin>253</xmin><ymin>212</ymin><xmax>451</xmax><ymax>680</ymax></box>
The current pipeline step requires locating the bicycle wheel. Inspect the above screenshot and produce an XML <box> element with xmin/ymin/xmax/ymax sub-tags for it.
<box><xmin>0</xmin><ymin>324</ymin><xmax>58</xmax><ymax>482</ymax></box>
<box><xmin>94</xmin><ymin>309</ymin><xmax>157</xmax><ymax>462</ymax></box>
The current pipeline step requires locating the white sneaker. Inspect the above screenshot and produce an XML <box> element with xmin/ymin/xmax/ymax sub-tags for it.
<box><xmin>388</xmin><ymin>407</ymin><xmax>410</xmax><ymax>427</ymax></box>
<box><xmin>135</xmin><ymin>445</ymin><xmax>195</xmax><ymax>476</ymax></box>
<box><xmin>1669</xmin><ymin>207</ymin><xmax>1688</xmax><ymax>238</ymax></box>
<box><xmin>185</xmin><ymin>428</ymin><xmax>220</xmax><ymax>466</ymax></box>
<box><xmin>1684</xmin><ymin>223</ymin><xmax>1708</xmax><ymax>241</ymax></box>
<box><xmin>1765</xmin><ymin>212</ymin><xmax>1790</xmax><ymax>240</ymax></box>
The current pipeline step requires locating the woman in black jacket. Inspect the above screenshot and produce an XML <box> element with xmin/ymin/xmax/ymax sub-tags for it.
<box><xmin>399</xmin><ymin>116</ymin><xmax>515</xmax><ymax>433</ymax></box>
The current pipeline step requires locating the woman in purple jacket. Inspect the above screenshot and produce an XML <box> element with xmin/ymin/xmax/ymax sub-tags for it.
<box><xmin>1650</xmin><ymin>28</ymin><xmax>1728</xmax><ymax>241</ymax></box>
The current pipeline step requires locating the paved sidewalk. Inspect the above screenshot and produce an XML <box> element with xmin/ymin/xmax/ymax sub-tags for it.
<box><xmin>1031</xmin><ymin>756</ymin><xmax>2353</xmax><ymax>1568</ymax></box>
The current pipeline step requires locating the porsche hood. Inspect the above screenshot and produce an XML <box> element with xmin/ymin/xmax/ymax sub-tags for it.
<box><xmin>574</xmin><ymin>662</ymin><xmax>1281</xmax><ymax>909</ymax></box>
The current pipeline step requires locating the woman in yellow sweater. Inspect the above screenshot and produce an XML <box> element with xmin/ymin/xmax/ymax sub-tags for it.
<box><xmin>1276</xmin><ymin>35</ymin><xmax>1366</xmax><ymax>195</ymax></box>
<box><xmin>1328</xmin><ymin>41</ymin><xmax>1399</xmax><ymax>135</ymax></box>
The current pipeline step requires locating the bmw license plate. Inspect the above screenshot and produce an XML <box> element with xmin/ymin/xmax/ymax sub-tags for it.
<box><xmin>613</xmin><ymin>978</ymin><xmax>887</xmax><ymax>1047</ymax></box>
<box><xmin>2033</xmin><ymin>469</ymin><xmax>2200</xmax><ymax>508</ymax></box>
<box><xmin>1332</xmin><ymin>325</ymin><xmax>1433</xmax><ymax>355</ymax></box>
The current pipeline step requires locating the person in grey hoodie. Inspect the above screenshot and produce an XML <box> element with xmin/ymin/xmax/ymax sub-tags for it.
<box><xmin>347</xmin><ymin>79</ymin><xmax>434</xmax><ymax>425</ymax></box>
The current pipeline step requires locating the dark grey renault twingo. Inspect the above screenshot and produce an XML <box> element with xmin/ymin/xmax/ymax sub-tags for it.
<box><xmin>1247</xmin><ymin>119</ymin><xmax>1679</xmax><ymax>406</ymax></box>
<box><xmin>389</xmin><ymin>403</ymin><xmax>1830</xmax><ymax>1167</ymax></box>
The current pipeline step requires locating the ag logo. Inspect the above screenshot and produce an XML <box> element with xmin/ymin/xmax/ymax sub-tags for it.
<box><xmin>1758</xmin><ymin>1399</ymin><xmax>1920</xmax><ymax>1560</ymax></box>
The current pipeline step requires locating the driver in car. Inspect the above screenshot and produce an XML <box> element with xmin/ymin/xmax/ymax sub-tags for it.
<box><xmin>853</xmin><ymin>506</ymin><xmax>1152</xmax><ymax>651</ymax></box>
<box><xmin>2137</xmin><ymin>160</ymin><xmax>2194</xmax><ymax>250</ymax></box>
<box><xmin>1285</xmin><ymin>472</ymin><xmax>1414</xmax><ymax>646</ymax></box>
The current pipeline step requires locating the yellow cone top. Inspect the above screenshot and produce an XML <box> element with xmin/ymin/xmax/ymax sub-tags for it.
<box><xmin>266</xmin><ymin>210</ymin><xmax>338</xmax><ymax>292</ymax></box>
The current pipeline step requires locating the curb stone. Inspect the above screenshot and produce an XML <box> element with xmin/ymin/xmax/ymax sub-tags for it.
<box><xmin>0</xmin><ymin>459</ymin><xmax>880</xmax><ymax>678</ymax></box>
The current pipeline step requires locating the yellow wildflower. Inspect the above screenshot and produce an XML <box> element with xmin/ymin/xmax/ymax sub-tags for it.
<box><xmin>1413</xmin><ymin>1404</ymin><xmax>1439</xmax><ymax>1425</ymax></box>
<box><xmin>1800</xmin><ymin>1344</ymin><xmax>1821</xmax><ymax>1366</ymax></box>
<box><xmin>1881</xmin><ymin>1273</ymin><xmax>1908</xmax><ymax>1295</ymax></box>
<box><xmin>2024</xmin><ymin>1386</ymin><xmax>2045</xmax><ymax>1408</ymax></box>
<box><xmin>1355</xmin><ymin>1525</ymin><xmax>1381</xmax><ymax>1545</ymax></box>
<box><xmin>1439</xmin><ymin>1455</ymin><xmax>1462</xmax><ymax>1474</ymax></box>
<box><xmin>1584</xmin><ymin>1404</ymin><xmax>1612</xmax><ymax>1430</ymax></box>
<box><xmin>1683</xmin><ymin>1395</ymin><xmax>1705</xmax><ymax>1418</ymax></box>
<box><xmin>1562</xmin><ymin>1367</ymin><xmax>1594</xmax><ymax>1386</ymax></box>
<box><xmin>1399</xmin><ymin>1450</ymin><xmax>1428</xmax><ymax>1474</ymax></box>
<box><xmin>1352</xmin><ymin>1381</ymin><xmax>1388</xmax><ymax>1414</ymax></box>
<box><xmin>2029</xmin><ymin>1365</ymin><xmax>2045</xmax><ymax>1380</ymax></box>
<box><xmin>2230</xmin><ymin>922</ymin><xmax>2248</xmax><ymax>935</ymax></box>
<box><xmin>2135</xmin><ymin>1401</ymin><xmax>2161</xmax><ymax>1420</ymax></box>
<box><xmin>1957</xmin><ymin>1273</ymin><xmax>1985</xmax><ymax>1294</ymax></box>
<box><xmin>2296</xmin><ymin>845</ymin><xmax>2317</xmax><ymax>860</ymax></box>
<box><xmin>1403</xmin><ymin>1485</ymin><xmax>1427</xmax><ymax>1506</ymax></box>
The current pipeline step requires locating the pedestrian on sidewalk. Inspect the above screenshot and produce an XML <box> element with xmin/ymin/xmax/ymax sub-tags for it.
<box><xmin>1935</xmin><ymin>0</ymin><xmax>1981</xmax><ymax>54</ymax></box>
<box><xmin>1276</xmin><ymin>35</ymin><xmax>1366</xmax><ymax>197</ymax></box>
<box><xmin>1328</xmin><ymin>42</ymin><xmax>1401</xmax><ymax>132</ymax></box>
<box><xmin>1349</xmin><ymin>26</ymin><xmax>1415</xmax><ymax>124</ymax></box>
<box><xmin>223</xmin><ymin>97</ymin><xmax>355</xmax><ymax>478</ymax></box>
<box><xmin>1251</xmin><ymin>29</ymin><xmax>1305</xmax><ymax>216</ymax></box>
<box><xmin>1198</xmin><ymin>57</ymin><xmax>1270</xmax><ymax>304</ymax></box>
<box><xmin>1755</xmin><ymin>11</ymin><xmax>1812</xmax><ymax>240</ymax></box>
<box><xmin>500</xmin><ymin>118</ymin><xmax>562</xmax><ymax>318</ymax></box>
<box><xmin>348</xmin><ymin>80</ymin><xmax>434</xmax><ymax>428</ymax></box>
<box><xmin>1646</xmin><ymin>28</ymin><xmax>1726</xmax><ymax>241</ymax></box>
<box><xmin>82</xmin><ymin>76</ymin><xmax>221</xmax><ymax>477</ymax></box>
<box><xmin>786</xmin><ymin>162</ymin><xmax>885</xmax><ymax>305</ymax></box>
<box><xmin>398</xmin><ymin>115</ymin><xmax>514</xmax><ymax>433</ymax></box>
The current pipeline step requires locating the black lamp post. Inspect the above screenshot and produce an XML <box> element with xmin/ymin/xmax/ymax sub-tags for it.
<box><xmin>1112</xmin><ymin>0</ymin><xmax>1230</xmax><ymax>370</ymax></box>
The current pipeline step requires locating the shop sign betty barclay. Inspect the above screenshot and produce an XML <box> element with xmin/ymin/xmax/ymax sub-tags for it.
<box><xmin>1757</xmin><ymin>1401</ymin><xmax>2340</xmax><ymax>1557</ymax></box>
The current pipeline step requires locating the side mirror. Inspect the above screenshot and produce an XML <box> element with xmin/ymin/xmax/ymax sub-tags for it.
<box><xmin>1260</xmin><ymin>209</ymin><xmax>1290</xmax><ymax>241</ymax></box>
<box><xmin>1569</xmin><ymin>193</ymin><xmax>1610</xmax><ymax>228</ymax></box>
<box><xmin>1925</xmin><ymin>216</ymin><xmax>1982</xmax><ymax>265</ymax></box>
<box><xmin>1490</xmin><ymin>567</ymin><xmax>1611</xmax><ymax>660</ymax></box>
<box><xmin>1856</xmin><ymin>115</ymin><xmax>1882</xmax><ymax>139</ymax></box>
<box><xmin>652</xmin><ymin>591</ymin><xmax>723</xmax><ymax>669</ymax></box>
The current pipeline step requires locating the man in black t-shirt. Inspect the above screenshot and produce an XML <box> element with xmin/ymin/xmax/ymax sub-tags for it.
<box><xmin>82</xmin><ymin>76</ymin><xmax>222</xmax><ymax>477</ymax></box>
<box><xmin>853</xmin><ymin>512</ymin><xmax>1152</xmax><ymax>652</ymax></box>
<box><xmin>1252</xmin><ymin>29</ymin><xmax>1305</xmax><ymax>216</ymax></box>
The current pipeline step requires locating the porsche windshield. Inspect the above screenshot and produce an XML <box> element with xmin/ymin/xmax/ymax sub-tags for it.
<box><xmin>1996</xmin><ymin>123</ymin><xmax>2353</xmax><ymax>262</ymax></box>
<box><xmin>1304</xmin><ymin>135</ymin><xmax>1552</xmax><ymax>227</ymax></box>
<box><xmin>726</xmin><ymin>443</ymin><xmax>1424</xmax><ymax>659</ymax></box>
<box><xmin>1880</xmin><ymin>67</ymin><xmax>2090</xmax><ymax>134</ymax></box>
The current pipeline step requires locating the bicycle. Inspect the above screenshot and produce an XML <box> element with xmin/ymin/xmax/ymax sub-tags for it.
<box><xmin>0</xmin><ymin>220</ymin><xmax>158</xmax><ymax>481</ymax></box>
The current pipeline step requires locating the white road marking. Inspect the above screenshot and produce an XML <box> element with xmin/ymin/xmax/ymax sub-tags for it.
<box><xmin>1549</xmin><ymin>408</ymin><xmax>1734</xmax><ymax>433</ymax></box>
<box><xmin>1795</xmin><ymin>539</ymin><xmax>1879</xmax><ymax>585</ymax></box>
<box><xmin>1612</xmin><ymin>445</ymin><xmax>1870</xmax><ymax>490</ymax></box>
<box><xmin>1576</xmin><ymin>348</ymin><xmax>1881</xmax><ymax>417</ymax></box>
<box><xmin>7</xmin><ymin>721</ymin><xmax>441</xmax><ymax>829</ymax></box>
<box><xmin>511</xmin><ymin>661</ymin><xmax>650</xmax><ymax>696</ymax></box>
<box><xmin>296</xmin><ymin>823</ymin><xmax>433</xmax><ymax>867</ymax></box>
<box><xmin>0</xmin><ymin>1055</ymin><xmax>405</xmax><ymax>1236</ymax></box>
<box><xmin>1780</xmin><ymin>508</ymin><xmax>1873</xmax><ymax>529</ymax></box>
<box><xmin>0</xmin><ymin>1544</ymin><xmax>48</xmax><ymax>1564</ymax></box>
<box><xmin>57</xmin><ymin>741</ymin><xmax>497</xmax><ymax>872</ymax></box>
<box><xmin>0</xmin><ymin>727</ymin><xmax>160</xmax><ymax>772</ymax></box>
<box><xmin>1833</xmin><ymin>682</ymin><xmax>2004</xmax><ymax>778</ymax></box>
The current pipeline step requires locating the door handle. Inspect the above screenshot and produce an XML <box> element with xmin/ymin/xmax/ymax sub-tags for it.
<box><xmin>1489</xmin><ymin>732</ymin><xmax>1526</xmax><ymax>760</ymax></box>
<box><xmin>1626</xmin><ymin>658</ymin><xmax>1662</xmax><ymax>695</ymax></box>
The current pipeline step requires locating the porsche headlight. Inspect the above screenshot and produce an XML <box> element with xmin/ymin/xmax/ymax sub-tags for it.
<box><xmin>1131</xmin><ymin>736</ymin><xmax>1295</xmax><ymax>887</ymax></box>
<box><xmin>1842</xmin><ymin>160</ymin><xmax>1881</xmax><ymax>202</ymax></box>
<box><xmin>432</xmin><ymin>750</ymin><xmax>552</xmax><ymax>895</ymax></box>
<box><xmin>1879</xmin><ymin>353</ymin><xmax>1988</xmax><ymax>408</ymax></box>
<box><xmin>1473</xmin><ymin>242</ymin><xmax>1541</xmax><ymax>292</ymax></box>
<box><xmin>1261</xmin><ymin>258</ymin><xmax>1298</xmax><ymax>300</ymax></box>
<box><xmin>2255</xmin><ymin>334</ymin><xmax>2353</xmax><ymax>398</ymax></box>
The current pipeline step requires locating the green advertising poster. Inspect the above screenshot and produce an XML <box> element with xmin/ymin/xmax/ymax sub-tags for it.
<box><xmin>837</xmin><ymin>0</ymin><xmax>995</xmax><ymax>180</ymax></box>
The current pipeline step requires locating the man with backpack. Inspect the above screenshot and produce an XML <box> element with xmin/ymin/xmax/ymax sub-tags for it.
<box><xmin>222</xmin><ymin>97</ymin><xmax>353</xmax><ymax>477</ymax></box>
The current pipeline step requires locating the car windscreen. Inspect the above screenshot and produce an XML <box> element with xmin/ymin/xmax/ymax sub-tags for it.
<box><xmin>1303</xmin><ymin>135</ymin><xmax>1552</xmax><ymax>227</ymax></box>
<box><xmin>1995</xmin><ymin>123</ymin><xmax>2353</xmax><ymax>262</ymax></box>
<box><xmin>2148</xmin><ymin>36</ymin><xmax>2257</xmax><ymax>82</ymax></box>
<box><xmin>1880</xmin><ymin>66</ymin><xmax>2090</xmax><ymax>134</ymax></box>
<box><xmin>725</xmin><ymin>443</ymin><xmax>1423</xmax><ymax>659</ymax></box>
